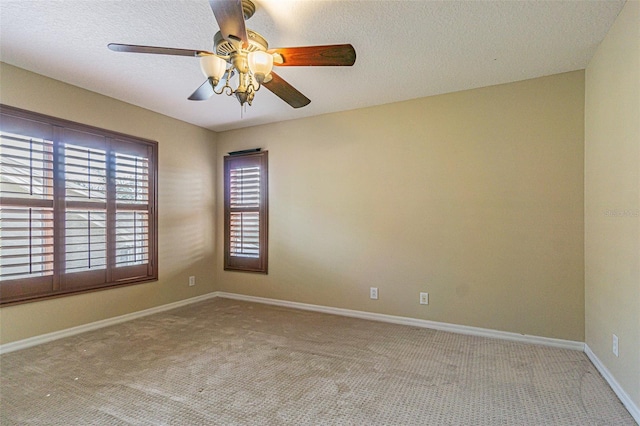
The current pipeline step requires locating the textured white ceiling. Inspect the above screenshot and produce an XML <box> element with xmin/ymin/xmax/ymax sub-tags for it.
<box><xmin>0</xmin><ymin>0</ymin><xmax>625</xmax><ymax>132</ymax></box>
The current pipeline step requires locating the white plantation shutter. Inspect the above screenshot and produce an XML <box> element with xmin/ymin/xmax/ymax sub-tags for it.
<box><xmin>230</xmin><ymin>167</ymin><xmax>260</xmax><ymax>208</ymax></box>
<box><xmin>64</xmin><ymin>210</ymin><xmax>107</xmax><ymax>272</ymax></box>
<box><xmin>0</xmin><ymin>207</ymin><xmax>54</xmax><ymax>279</ymax></box>
<box><xmin>115</xmin><ymin>211</ymin><xmax>149</xmax><ymax>266</ymax></box>
<box><xmin>224</xmin><ymin>151</ymin><xmax>268</xmax><ymax>273</ymax></box>
<box><xmin>0</xmin><ymin>133</ymin><xmax>55</xmax><ymax>282</ymax></box>
<box><xmin>114</xmin><ymin>151</ymin><xmax>151</xmax><ymax>273</ymax></box>
<box><xmin>230</xmin><ymin>166</ymin><xmax>261</xmax><ymax>258</ymax></box>
<box><xmin>62</xmin><ymin>142</ymin><xmax>108</xmax><ymax>274</ymax></box>
<box><xmin>229</xmin><ymin>211</ymin><xmax>260</xmax><ymax>258</ymax></box>
<box><xmin>0</xmin><ymin>105</ymin><xmax>157</xmax><ymax>305</ymax></box>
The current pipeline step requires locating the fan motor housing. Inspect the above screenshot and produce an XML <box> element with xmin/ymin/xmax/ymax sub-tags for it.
<box><xmin>214</xmin><ymin>29</ymin><xmax>268</xmax><ymax>56</ymax></box>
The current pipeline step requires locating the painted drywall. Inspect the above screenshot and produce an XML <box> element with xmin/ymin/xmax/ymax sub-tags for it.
<box><xmin>585</xmin><ymin>0</ymin><xmax>640</xmax><ymax>409</ymax></box>
<box><xmin>216</xmin><ymin>71</ymin><xmax>586</xmax><ymax>341</ymax></box>
<box><xmin>0</xmin><ymin>63</ymin><xmax>217</xmax><ymax>344</ymax></box>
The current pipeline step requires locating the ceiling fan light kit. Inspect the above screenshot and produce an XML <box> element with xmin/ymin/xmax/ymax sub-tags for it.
<box><xmin>198</xmin><ymin>37</ymin><xmax>272</xmax><ymax>106</ymax></box>
<box><xmin>108</xmin><ymin>0</ymin><xmax>356</xmax><ymax>109</ymax></box>
<box><xmin>200</xmin><ymin>55</ymin><xmax>227</xmax><ymax>86</ymax></box>
<box><xmin>247</xmin><ymin>51</ymin><xmax>273</xmax><ymax>84</ymax></box>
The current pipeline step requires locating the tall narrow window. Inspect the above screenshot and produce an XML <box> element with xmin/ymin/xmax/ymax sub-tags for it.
<box><xmin>224</xmin><ymin>150</ymin><xmax>268</xmax><ymax>273</ymax></box>
<box><xmin>0</xmin><ymin>105</ymin><xmax>158</xmax><ymax>305</ymax></box>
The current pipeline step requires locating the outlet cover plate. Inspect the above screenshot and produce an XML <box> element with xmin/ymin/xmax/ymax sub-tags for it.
<box><xmin>370</xmin><ymin>287</ymin><xmax>378</xmax><ymax>300</ymax></box>
<box><xmin>420</xmin><ymin>292</ymin><xmax>429</xmax><ymax>305</ymax></box>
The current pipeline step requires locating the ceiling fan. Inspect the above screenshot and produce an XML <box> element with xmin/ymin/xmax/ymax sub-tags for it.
<box><xmin>108</xmin><ymin>0</ymin><xmax>356</xmax><ymax>109</ymax></box>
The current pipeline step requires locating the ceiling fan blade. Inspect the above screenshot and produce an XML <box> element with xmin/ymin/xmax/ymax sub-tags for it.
<box><xmin>270</xmin><ymin>44</ymin><xmax>356</xmax><ymax>67</ymax></box>
<box><xmin>208</xmin><ymin>0</ymin><xmax>249</xmax><ymax>47</ymax></box>
<box><xmin>263</xmin><ymin>72</ymin><xmax>310</xmax><ymax>109</ymax></box>
<box><xmin>108</xmin><ymin>43</ymin><xmax>213</xmax><ymax>57</ymax></box>
<box><xmin>188</xmin><ymin>78</ymin><xmax>215</xmax><ymax>101</ymax></box>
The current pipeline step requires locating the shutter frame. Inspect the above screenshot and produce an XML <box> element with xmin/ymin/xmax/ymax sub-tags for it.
<box><xmin>0</xmin><ymin>104</ymin><xmax>158</xmax><ymax>305</ymax></box>
<box><xmin>224</xmin><ymin>151</ymin><xmax>268</xmax><ymax>273</ymax></box>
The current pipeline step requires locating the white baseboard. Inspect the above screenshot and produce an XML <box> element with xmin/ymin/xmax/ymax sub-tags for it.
<box><xmin>0</xmin><ymin>291</ymin><xmax>584</xmax><ymax>355</ymax></box>
<box><xmin>0</xmin><ymin>292</ymin><xmax>217</xmax><ymax>355</ymax></box>
<box><xmin>585</xmin><ymin>344</ymin><xmax>640</xmax><ymax>424</ymax></box>
<box><xmin>214</xmin><ymin>291</ymin><xmax>585</xmax><ymax>351</ymax></box>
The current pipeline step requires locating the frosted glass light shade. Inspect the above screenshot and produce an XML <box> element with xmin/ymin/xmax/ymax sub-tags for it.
<box><xmin>200</xmin><ymin>55</ymin><xmax>227</xmax><ymax>80</ymax></box>
<box><xmin>248</xmin><ymin>51</ymin><xmax>273</xmax><ymax>79</ymax></box>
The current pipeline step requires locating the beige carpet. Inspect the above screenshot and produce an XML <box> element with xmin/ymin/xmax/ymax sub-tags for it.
<box><xmin>0</xmin><ymin>298</ymin><xmax>635</xmax><ymax>425</ymax></box>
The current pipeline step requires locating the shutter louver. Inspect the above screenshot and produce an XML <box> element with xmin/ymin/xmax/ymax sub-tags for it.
<box><xmin>115</xmin><ymin>152</ymin><xmax>150</xmax><ymax>267</ymax></box>
<box><xmin>64</xmin><ymin>210</ymin><xmax>107</xmax><ymax>272</ymax></box>
<box><xmin>229</xmin><ymin>166</ymin><xmax>261</xmax><ymax>258</ymax></box>
<box><xmin>63</xmin><ymin>143</ymin><xmax>107</xmax><ymax>273</ymax></box>
<box><xmin>63</xmin><ymin>144</ymin><xmax>107</xmax><ymax>202</ymax></box>
<box><xmin>115</xmin><ymin>211</ymin><xmax>149</xmax><ymax>266</ymax></box>
<box><xmin>230</xmin><ymin>167</ymin><xmax>260</xmax><ymax>208</ymax></box>
<box><xmin>115</xmin><ymin>153</ymin><xmax>149</xmax><ymax>204</ymax></box>
<box><xmin>0</xmin><ymin>132</ymin><xmax>55</xmax><ymax>281</ymax></box>
<box><xmin>0</xmin><ymin>207</ymin><xmax>54</xmax><ymax>280</ymax></box>
<box><xmin>230</xmin><ymin>211</ymin><xmax>260</xmax><ymax>258</ymax></box>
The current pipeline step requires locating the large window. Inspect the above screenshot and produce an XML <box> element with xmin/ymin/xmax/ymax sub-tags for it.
<box><xmin>0</xmin><ymin>105</ymin><xmax>158</xmax><ymax>305</ymax></box>
<box><xmin>224</xmin><ymin>150</ymin><xmax>268</xmax><ymax>273</ymax></box>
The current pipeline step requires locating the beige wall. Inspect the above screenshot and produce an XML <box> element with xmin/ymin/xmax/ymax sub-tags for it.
<box><xmin>0</xmin><ymin>63</ymin><xmax>218</xmax><ymax>344</ymax></box>
<box><xmin>216</xmin><ymin>71</ymin><xmax>586</xmax><ymax>341</ymax></box>
<box><xmin>0</xmin><ymin>66</ymin><xmax>587</xmax><ymax>345</ymax></box>
<box><xmin>585</xmin><ymin>0</ymin><xmax>640</xmax><ymax>409</ymax></box>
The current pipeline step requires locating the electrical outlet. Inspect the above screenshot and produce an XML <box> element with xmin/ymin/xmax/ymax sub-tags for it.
<box><xmin>370</xmin><ymin>287</ymin><xmax>378</xmax><ymax>300</ymax></box>
<box><xmin>420</xmin><ymin>292</ymin><xmax>429</xmax><ymax>305</ymax></box>
<box><xmin>188</xmin><ymin>276</ymin><xmax>196</xmax><ymax>287</ymax></box>
<box><xmin>613</xmin><ymin>334</ymin><xmax>619</xmax><ymax>357</ymax></box>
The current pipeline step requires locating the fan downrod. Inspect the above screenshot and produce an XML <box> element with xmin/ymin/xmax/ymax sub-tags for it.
<box><xmin>242</xmin><ymin>0</ymin><xmax>256</xmax><ymax>20</ymax></box>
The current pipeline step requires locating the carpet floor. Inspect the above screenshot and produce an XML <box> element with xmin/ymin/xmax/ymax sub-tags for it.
<box><xmin>0</xmin><ymin>297</ymin><xmax>635</xmax><ymax>425</ymax></box>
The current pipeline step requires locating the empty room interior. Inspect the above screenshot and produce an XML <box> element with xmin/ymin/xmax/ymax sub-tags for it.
<box><xmin>0</xmin><ymin>0</ymin><xmax>638</xmax><ymax>424</ymax></box>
